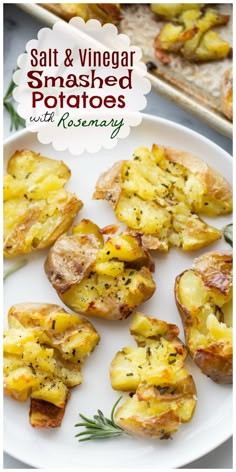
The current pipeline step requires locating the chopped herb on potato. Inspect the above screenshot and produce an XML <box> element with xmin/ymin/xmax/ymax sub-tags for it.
<box><xmin>3</xmin><ymin>303</ymin><xmax>100</xmax><ymax>427</ymax></box>
<box><xmin>94</xmin><ymin>145</ymin><xmax>232</xmax><ymax>252</ymax></box>
<box><xmin>110</xmin><ymin>312</ymin><xmax>197</xmax><ymax>439</ymax></box>
<box><xmin>45</xmin><ymin>219</ymin><xmax>156</xmax><ymax>321</ymax></box>
<box><xmin>4</xmin><ymin>150</ymin><xmax>83</xmax><ymax>257</ymax></box>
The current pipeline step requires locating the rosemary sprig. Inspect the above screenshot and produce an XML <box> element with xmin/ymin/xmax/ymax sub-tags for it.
<box><xmin>75</xmin><ymin>396</ymin><xmax>132</xmax><ymax>442</ymax></box>
<box><xmin>223</xmin><ymin>223</ymin><xmax>233</xmax><ymax>247</ymax></box>
<box><xmin>3</xmin><ymin>259</ymin><xmax>28</xmax><ymax>280</ymax></box>
<box><xmin>4</xmin><ymin>73</ymin><xmax>25</xmax><ymax>131</ymax></box>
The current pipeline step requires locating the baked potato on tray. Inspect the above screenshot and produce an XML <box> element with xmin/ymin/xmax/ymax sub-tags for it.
<box><xmin>110</xmin><ymin>312</ymin><xmax>197</xmax><ymax>439</ymax></box>
<box><xmin>153</xmin><ymin>6</ymin><xmax>231</xmax><ymax>64</ymax></box>
<box><xmin>93</xmin><ymin>144</ymin><xmax>232</xmax><ymax>252</ymax></box>
<box><xmin>121</xmin><ymin>3</ymin><xmax>232</xmax><ymax>122</ymax></box>
<box><xmin>4</xmin><ymin>150</ymin><xmax>83</xmax><ymax>258</ymax></box>
<box><xmin>45</xmin><ymin>219</ymin><xmax>156</xmax><ymax>320</ymax></box>
<box><xmin>175</xmin><ymin>251</ymin><xmax>232</xmax><ymax>383</ymax></box>
<box><xmin>40</xmin><ymin>3</ymin><xmax>121</xmax><ymax>24</ymax></box>
<box><xmin>38</xmin><ymin>3</ymin><xmax>232</xmax><ymax>123</ymax></box>
<box><xmin>3</xmin><ymin>303</ymin><xmax>100</xmax><ymax>427</ymax></box>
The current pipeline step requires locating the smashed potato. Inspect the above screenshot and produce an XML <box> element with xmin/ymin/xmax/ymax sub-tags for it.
<box><xmin>151</xmin><ymin>4</ymin><xmax>203</xmax><ymax>20</ymax></box>
<box><xmin>154</xmin><ymin>8</ymin><xmax>231</xmax><ymax>63</ymax></box>
<box><xmin>4</xmin><ymin>150</ymin><xmax>83</xmax><ymax>258</ymax></box>
<box><xmin>94</xmin><ymin>145</ymin><xmax>232</xmax><ymax>252</ymax></box>
<box><xmin>175</xmin><ymin>251</ymin><xmax>232</xmax><ymax>383</ymax></box>
<box><xmin>110</xmin><ymin>312</ymin><xmax>197</xmax><ymax>439</ymax></box>
<box><xmin>42</xmin><ymin>3</ymin><xmax>121</xmax><ymax>24</ymax></box>
<box><xmin>4</xmin><ymin>303</ymin><xmax>100</xmax><ymax>427</ymax></box>
<box><xmin>45</xmin><ymin>219</ymin><xmax>156</xmax><ymax>320</ymax></box>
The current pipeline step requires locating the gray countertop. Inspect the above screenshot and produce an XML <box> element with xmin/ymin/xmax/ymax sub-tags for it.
<box><xmin>3</xmin><ymin>3</ymin><xmax>233</xmax><ymax>469</ymax></box>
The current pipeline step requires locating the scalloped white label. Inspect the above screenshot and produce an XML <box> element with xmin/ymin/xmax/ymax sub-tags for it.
<box><xmin>13</xmin><ymin>18</ymin><xmax>151</xmax><ymax>155</ymax></box>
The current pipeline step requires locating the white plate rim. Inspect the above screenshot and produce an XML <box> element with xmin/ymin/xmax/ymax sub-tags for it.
<box><xmin>3</xmin><ymin>114</ymin><xmax>233</xmax><ymax>469</ymax></box>
<box><xmin>3</xmin><ymin>113</ymin><xmax>233</xmax><ymax>155</ymax></box>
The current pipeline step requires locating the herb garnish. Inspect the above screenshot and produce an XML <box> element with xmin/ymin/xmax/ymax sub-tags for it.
<box><xmin>124</xmin><ymin>278</ymin><xmax>131</xmax><ymax>285</ymax></box>
<box><xmin>51</xmin><ymin>320</ymin><xmax>56</xmax><ymax>330</ymax></box>
<box><xmin>155</xmin><ymin>386</ymin><xmax>169</xmax><ymax>395</ymax></box>
<box><xmin>4</xmin><ymin>72</ymin><xmax>25</xmax><ymax>131</ymax></box>
<box><xmin>3</xmin><ymin>259</ymin><xmax>28</xmax><ymax>280</ymax></box>
<box><xmin>75</xmin><ymin>397</ymin><xmax>132</xmax><ymax>441</ymax></box>
<box><xmin>223</xmin><ymin>223</ymin><xmax>233</xmax><ymax>247</ymax></box>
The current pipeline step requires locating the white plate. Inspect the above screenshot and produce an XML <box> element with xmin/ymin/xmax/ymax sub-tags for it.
<box><xmin>3</xmin><ymin>115</ymin><xmax>233</xmax><ymax>469</ymax></box>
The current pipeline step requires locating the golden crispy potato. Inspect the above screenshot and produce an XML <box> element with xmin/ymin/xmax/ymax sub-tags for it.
<box><xmin>45</xmin><ymin>219</ymin><xmax>156</xmax><ymax>320</ymax></box>
<box><xmin>175</xmin><ymin>251</ymin><xmax>232</xmax><ymax>383</ymax></box>
<box><xmin>115</xmin><ymin>377</ymin><xmax>197</xmax><ymax>439</ymax></box>
<box><xmin>187</xmin><ymin>30</ymin><xmax>231</xmax><ymax>62</ymax></box>
<box><xmin>110</xmin><ymin>312</ymin><xmax>197</xmax><ymax>439</ymax></box>
<box><xmin>8</xmin><ymin>302</ymin><xmax>100</xmax><ymax>363</ymax></box>
<box><xmin>151</xmin><ymin>3</ymin><xmax>202</xmax><ymax>20</ymax></box>
<box><xmin>94</xmin><ymin>145</ymin><xmax>232</xmax><ymax>252</ymax></box>
<box><xmin>4</xmin><ymin>303</ymin><xmax>100</xmax><ymax>427</ymax></box>
<box><xmin>130</xmin><ymin>312</ymin><xmax>185</xmax><ymax>347</ymax></box>
<box><xmin>29</xmin><ymin>393</ymin><xmax>70</xmax><ymax>428</ymax></box>
<box><xmin>31</xmin><ymin>378</ymin><xmax>69</xmax><ymax>408</ymax></box>
<box><xmin>221</xmin><ymin>67</ymin><xmax>233</xmax><ymax>121</ymax></box>
<box><xmin>42</xmin><ymin>3</ymin><xmax>121</xmax><ymax>24</ymax></box>
<box><xmin>4</xmin><ymin>365</ymin><xmax>37</xmax><ymax>402</ymax></box>
<box><xmin>4</xmin><ymin>150</ymin><xmax>83</xmax><ymax>257</ymax></box>
<box><xmin>154</xmin><ymin>8</ymin><xmax>230</xmax><ymax>63</ymax></box>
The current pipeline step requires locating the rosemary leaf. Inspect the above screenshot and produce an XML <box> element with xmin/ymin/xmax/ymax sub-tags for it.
<box><xmin>4</xmin><ymin>101</ymin><xmax>25</xmax><ymax>131</ymax></box>
<box><xmin>111</xmin><ymin>395</ymin><xmax>123</xmax><ymax>422</ymax></box>
<box><xmin>4</xmin><ymin>72</ymin><xmax>25</xmax><ymax>131</ymax></box>
<box><xmin>4</xmin><ymin>78</ymin><xmax>16</xmax><ymax>101</ymax></box>
<box><xmin>75</xmin><ymin>423</ymin><xmax>103</xmax><ymax>430</ymax></box>
<box><xmin>75</xmin><ymin>397</ymin><xmax>132</xmax><ymax>442</ymax></box>
<box><xmin>78</xmin><ymin>413</ymin><xmax>98</xmax><ymax>425</ymax></box>
<box><xmin>78</xmin><ymin>432</ymin><xmax>124</xmax><ymax>442</ymax></box>
<box><xmin>4</xmin><ymin>259</ymin><xmax>28</xmax><ymax>280</ymax></box>
<box><xmin>223</xmin><ymin>223</ymin><xmax>233</xmax><ymax>247</ymax></box>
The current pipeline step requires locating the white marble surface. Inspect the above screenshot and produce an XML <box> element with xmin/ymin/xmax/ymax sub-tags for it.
<box><xmin>3</xmin><ymin>4</ymin><xmax>233</xmax><ymax>470</ymax></box>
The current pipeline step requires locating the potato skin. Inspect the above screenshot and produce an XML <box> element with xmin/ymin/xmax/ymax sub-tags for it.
<box><xmin>193</xmin><ymin>251</ymin><xmax>232</xmax><ymax>295</ymax></box>
<box><xmin>44</xmin><ymin>233</ymin><xmax>100</xmax><ymax>294</ymax></box>
<box><xmin>193</xmin><ymin>347</ymin><xmax>232</xmax><ymax>384</ymax></box>
<box><xmin>93</xmin><ymin>161</ymin><xmax>123</xmax><ymax>209</ymax></box>
<box><xmin>8</xmin><ymin>302</ymin><xmax>63</xmax><ymax>325</ymax></box>
<box><xmin>115</xmin><ymin>376</ymin><xmax>197</xmax><ymax>439</ymax></box>
<box><xmin>116</xmin><ymin>404</ymin><xmax>180</xmax><ymax>439</ymax></box>
<box><xmin>175</xmin><ymin>251</ymin><xmax>232</xmax><ymax>384</ymax></box>
<box><xmin>175</xmin><ymin>286</ymin><xmax>232</xmax><ymax>384</ymax></box>
<box><xmin>45</xmin><ymin>220</ymin><xmax>156</xmax><ymax>320</ymax></box>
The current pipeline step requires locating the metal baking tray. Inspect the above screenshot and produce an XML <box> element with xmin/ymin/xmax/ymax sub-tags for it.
<box><xmin>18</xmin><ymin>3</ymin><xmax>232</xmax><ymax>139</ymax></box>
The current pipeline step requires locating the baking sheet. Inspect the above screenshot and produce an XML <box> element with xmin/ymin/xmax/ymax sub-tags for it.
<box><xmin>17</xmin><ymin>3</ymin><xmax>233</xmax><ymax>138</ymax></box>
